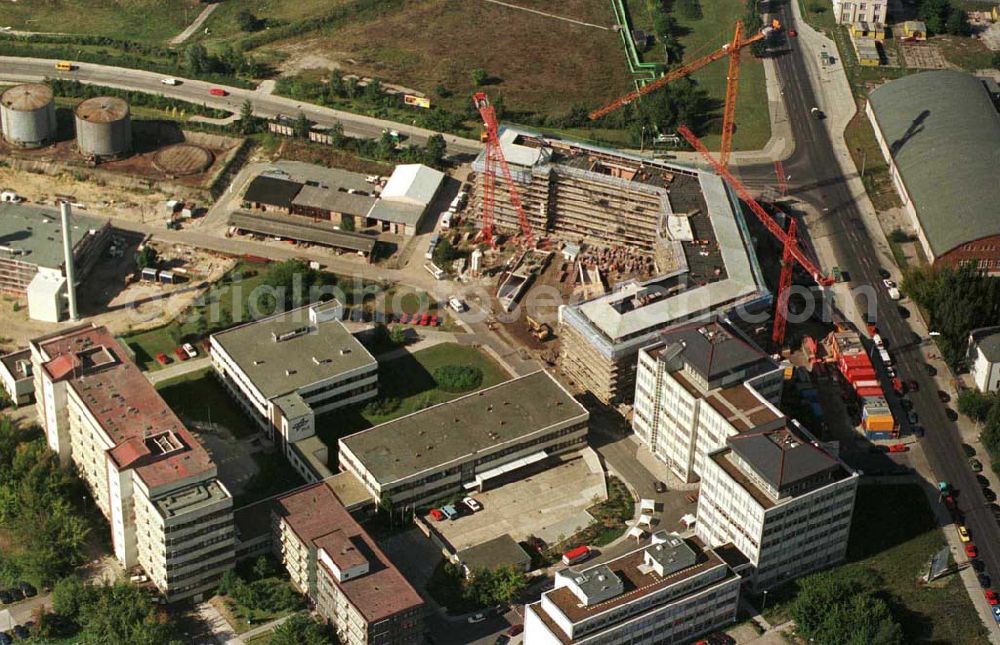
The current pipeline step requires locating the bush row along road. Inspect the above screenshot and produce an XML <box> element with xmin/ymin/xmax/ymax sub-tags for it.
<box><xmin>0</xmin><ymin>56</ymin><xmax>484</xmax><ymax>157</ymax></box>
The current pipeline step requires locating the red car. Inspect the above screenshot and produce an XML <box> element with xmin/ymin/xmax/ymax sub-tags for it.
<box><xmin>429</xmin><ymin>315</ymin><xmax>439</xmax><ymax>327</ymax></box>
<box><xmin>788</xmin><ymin>29</ymin><xmax>798</xmax><ymax>37</ymax></box>
<box><xmin>155</xmin><ymin>352</ymin><xmax>169</xmax><ymax>365</ymax></box>
<box><xmin>888</xmin><ymin>444</ymin><xmax>909</xmax><ymax>453</ymax></box>
<box><xmin>985</xmin><ymin>590</ymin><xmax>998</xmax><ymax>606</ymax></box>
<box><xmin>399</xmin><ymin>312</ymin><xmax>410</xmax><ymax>324</ymax></box>
<box><xmin>174</xmin><ymin>346</ymin><xmax>189</xmax><ymax>361</ymax></box>
<box><xmin>908</xmin><ymin>380</ymin><xmax>919</xmax><ymax>392</ymax></box>
<box><xmin>209</xmin><ymin>87</ymin><xmax>228</xmax><ymax>97</ymax></box>
<box><xmin>507</xmin><ymin>624</ymin><xmax>524</xmax><ymax>636</ymax></box>
<box><xmin>429</xmin><ymin>509</ymin><xmax>445</xmax><ymax>522</ymax></box>
<box><xmin>420</xmin><ymin>314</ymin><xmax>431</xmax><ymax>326</ymax></box>
<box><xmin>967</xmin><ymin>543</ymin><xmax>978</xmax><ymax>558</ymax></box>
<box><xmin>944</xmin><ymin>495</ymin><xmax>956</xmax><ymax>510</ymax></box>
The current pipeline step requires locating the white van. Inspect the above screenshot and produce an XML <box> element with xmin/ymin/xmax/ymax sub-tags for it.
<box><xmin>161</xmin><ymin>78</ymin><xmax>179</xmax><ymax>86</ymax></box>
<box><xmin>441</xmin><ymin>213</ymin><xmax>452</xmax><ymax>230</ymax></box>
<box><xmin>449</xmin><ymin>297</ymin><xmax>468</xmax><ymax>313</ymax></box>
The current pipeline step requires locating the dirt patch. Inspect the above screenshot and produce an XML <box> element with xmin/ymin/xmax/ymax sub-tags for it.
<box><xmin>261</xmin><ymin>0</ymin><xmax>629</xmax><ymax>115</ymax></box>
<box><xmin>901</xmin><ymin>43</ymin><xmax>955</xmax><ymax>69</ymax></box>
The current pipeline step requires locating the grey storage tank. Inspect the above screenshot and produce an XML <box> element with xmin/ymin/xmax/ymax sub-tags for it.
<box><xmin>74</xmin><ymin>96</ymin><xmax>132</xmax><ymax>159</ymax></box>
<box><xmin>0</xmin><ymin>83</ymin><xmax>57</xmax><ymax>148</ymax></box>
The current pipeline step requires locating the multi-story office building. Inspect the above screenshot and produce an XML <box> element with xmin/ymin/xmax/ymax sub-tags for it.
<box><xmin>632</xmin><ymin>320</ymin><xmax>784</xmax><ymax>483</ymax></box>
<box><xmin>833</xmin><ymin>0</ymin><xmax>887</xmax><ymax>24</ymax></box>
<box><xmin>272</xmin><ymin>482</ymin><xmax>424</xmax><ymax>644</ymax></box>
<box><xmin>338</xmin><ymin>370</ymin><xmax>589</xmax><ymax>507</ymax></box>
<box><xmin>211</xmin><ymin>300</ymin><xmax>378</xmax><ymax>480</ymax></box>
<box><xmin>524</xmin><ymin>532</ymin><xmax>743</xmax><ymax>644</ymax></box>
<box><xmin>696</xmin><ymin>426</ymin><xmax>859</xmax><ymax>590</ymax></box>
<box><xmin>30</xmin><ymin>325</ymin><xmax>234</xmax><ymax>602</ymax></box>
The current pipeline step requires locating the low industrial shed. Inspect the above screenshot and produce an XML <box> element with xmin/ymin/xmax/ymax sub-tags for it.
<box><xmin>365</xmin><ymin>164</ymin><xmax>445</xmax><ymax>236</ymax></box>
<box><xmin>228</xmin><ymin>210</ymin><xmax>377</xmax><ymax>260</ymax></box>
<box><xmin>867</xmin><ymin>71</ymin><xmax>1000</xmax><ymax>272</ymax></box>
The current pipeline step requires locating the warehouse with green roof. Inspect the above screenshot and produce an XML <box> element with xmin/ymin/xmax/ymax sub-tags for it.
<box><xmin>866</xmin><ymin>71</ymin><xmax>1000</xmax><ymax>272</ymax></box>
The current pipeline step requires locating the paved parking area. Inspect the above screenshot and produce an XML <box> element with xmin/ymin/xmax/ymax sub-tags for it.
<box><xmin>431</xmin><ymin>453</ymin><xmax>606</xmax><ymax>552</ymax></box>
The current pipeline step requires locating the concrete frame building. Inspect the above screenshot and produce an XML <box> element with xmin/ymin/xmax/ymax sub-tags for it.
<box><xmin>632</xmin><ymin>320</ymin><xmax>785</xmax><ymax>483</ymax></box>
<box><xmin>524</xmin><ymin>532</ymin><xmax>743</xmax><ymax>644</ymax></box>
<box><xmin>696</xmin><ymin>426</ymin><xmax>859</xmax><ymax>590</ymax></box>
<box><xmin>273</xmin><ymin>482</ymin><xmax>425</xmax><ymax>645</ymax></box>
<box><xmin>832</xmin><ymin>0</ymin><xmax>887</xmax><ymax>25</ymax></box>
<box><xmin>339</xmin><ymin>371</ymin><xmax>589</xmax><ymax>507</ymax></box>
<box><xmin>0</xmin><ymin>349</ymin><xmax>33</xmax><ymax>406</ymax></box>
<box><xmin>867</xmin><ymin>71</ymin><xmax>1000</xmax><ymax>271</ymax></box>
<box><xmin>210</xmin><ymin>300</ymin><xmax>378</xmax><ymax>482</ymax></box>
<box><xmin>969</xmin><ymin>326</ymin><xmax>1000</xmax><ymax>393</ymax></box>
<box><xmin>31</xmin><ymin>325</ymin><xmax>234</xmax><ymax>602</ymax></box>
<box><xmin>0</xmin><ymin>203</ymin><xmax>111</xmax><ymax>322</ymax></box>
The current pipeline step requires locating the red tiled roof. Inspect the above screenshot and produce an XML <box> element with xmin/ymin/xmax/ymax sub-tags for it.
<box><xmin>38</xmin><ymin>326</ymin><xmax>215</xmax><ymax>490</ymax></box>
<box><xmin>275</xmin><ymin>482</ymin><xmax>424</xmax><ymax>624</ymax></box>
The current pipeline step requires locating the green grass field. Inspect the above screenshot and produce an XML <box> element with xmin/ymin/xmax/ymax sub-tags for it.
<box><xmin>0</xmin><ymin>0</ymin><xmax>195</xmax><ymax>42</ymax></box>
<box><xmin>759</xmin><ymin>484</ymin><xmax>988</xmax><ymax>644</ymax></box>
<box><xmin>155</xmin><ymin>368</ymin><xmax>257</xmax><ymax>438</ymax></box>
<box><xmin>316</xmin><ymin>342</ymin><xmax>509</xmax><ymax>450</ymax></box>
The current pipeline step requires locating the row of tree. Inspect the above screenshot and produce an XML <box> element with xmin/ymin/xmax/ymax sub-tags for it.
<box><xmin>0</xmin><ymin>416</ymin><xmax>91</xmax><ymax>588</ymax></box>
<box><xmin>903</xmin><ymin>263</ymin><xmax>1000</xmax><ymax>368</ymax></box>
<box><xmin>959</xmin><ymin>390</ymin><xmax>1000</xmax><ymax>470</ymax></box>
<box><xmin>918</xmin><ymin>0</ymin><xmax>970</xmax><ymax>36</ymax></box>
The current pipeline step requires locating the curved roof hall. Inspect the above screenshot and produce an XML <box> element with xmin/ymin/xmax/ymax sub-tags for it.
<box><xmin>868</xmin><ymin>71</ymin><xmax>1000</xmax><ymax>258</ymax></box>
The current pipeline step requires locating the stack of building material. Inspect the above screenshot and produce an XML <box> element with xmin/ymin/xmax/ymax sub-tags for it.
<box><xmin>825</xmin><ymin>328</ymin><xmax>897</xmax><ymax>438</ymax></box>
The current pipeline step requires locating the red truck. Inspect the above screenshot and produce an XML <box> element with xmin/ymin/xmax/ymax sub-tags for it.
<box><xmin>562</xmin><ymin>545</ymin><xmax>591</xmax><ymax>566</ymax></box>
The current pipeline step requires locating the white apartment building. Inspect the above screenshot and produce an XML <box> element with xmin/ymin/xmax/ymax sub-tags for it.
<box><xmin>969</xmin><ymin>326</ymin><xmax>1000</xmax><ymax>393</ymax></box>
<box><xmin>211</xmin><ymin>300</ymin><xmax>378</xmax><ymax>481</ymax></box>
<box><xmin>31</xmin><ymin>325</ymin><xmax>234</xmax><ymax>602</ymax></box>
<box><xmin>696</xmin><ymin>427</ymin><xmax>859</xmax><ymax>591</ymax></box>
<box><xmin>524</xmin><ymin>532</ymin><xmax>743</xmax><ymax>644</ymax></box>
<box><xmin>273</xmin><ymin>482</ymin><xmax>425</xmax><ymax>644</ymax></box>
<box><xmin>833</xmin><ymin>0</ymin><xmax>887</xmax><ymax>25</ymax></box>
<box><xmin>633</xmin><ymin>320</ymin><xmax>784</xmax><ymax>483</ymax></box>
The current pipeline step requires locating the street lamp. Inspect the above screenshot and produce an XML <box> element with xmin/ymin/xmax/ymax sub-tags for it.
<box><xmin>857</xmin><ymin>147</ymin><xmax>867</xmax><ymax>178</ymax></box>
<box><xmin>761</xmin><ymin>589</ymin><xmax>769</xmax><ymax>612</ymax></box>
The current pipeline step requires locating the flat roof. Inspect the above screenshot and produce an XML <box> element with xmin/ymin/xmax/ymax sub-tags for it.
<box><xmin>380</xmin><ymin>164</ymin><xmax>445</xmax><ymax>206</ymax></box>
<box><xmin>155</xmin><ymin>479</ymin><xmax>229</xmax><ymax>518</ymax></box>
<box><xmin>34</xmin><ymin>325</ymin><xmax>216</xmax><ymax>490</ymax></box>
<box><xmin>229</xmin><ymin>211</ymin><xmax>377</xmax><ymax>254</ymax></box>
<box><xmin>972</xmin><ymin>326</ymin><xmax>1000</xmax><ymax>361</ymax></box>
<box><xmin>366</xmin><ymin>199</ymin><xmax>426</xmax><ymax>227</ymax></box>
<box><xmin>649</xmin><ymin>319</ymin><xmax>774</xmax><ymax>384</ymax></box>
<box><xmin>212</xmin><ymin>303</ymin><xmax>376</xmax><ymax>400</ymax></box>
<box><xmin>0</xmin><ymin>348</ymin><xmax>31</xmax><ymax>381</ymax></box>
<box><xmin>728</xmin><ymin>427</ymin><xmax>843</xmax><ymax>492</ymax></box>
<box><xmin>340</xmin><ymin>371</ymin><xmax>588</xmax><ymax>485</ymax></box>
<box><xmin>243</xmin><ymin>175</ymin><xmax>301</xmax><ymax>209</ymax></box>
<box><xmin>0</xmin><ymin>203</ymin><xmax>108</xmax><ymax>270</ymax></box>
<box><xmin>274</xmin><ymin>482</ymin><xmax>424</xmax><ymax>623</ymax></box>
<box><xmin>456</xmin><ymin>534</ymin><xmax>531</xmax><ymax>572</ymax></box>
<box><xmin>542</xmin><ymin>535</ymin><xmax>730</xmax><ymax>625</ymax></box>
<box><xmin>868</xmin><ymin>71</ymin><xmax>1000</xmax><ymax>257</ymax></box>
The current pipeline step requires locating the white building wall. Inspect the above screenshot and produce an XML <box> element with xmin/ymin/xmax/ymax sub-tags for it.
<box><xmin>971</xmin><ymin>346</ymin><xmax>1000</xmax><ymax>393</ymax></box>
<box><xmin>833</xmin><ymin>0</ymin><xmax>887</xmax><ymax>24</ymax></box>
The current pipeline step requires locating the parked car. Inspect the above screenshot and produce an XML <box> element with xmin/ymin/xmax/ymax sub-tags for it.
<box><xmin>980</xmin><ymin>574</ymin><xmax>992</xmax><ymax>588</ymax></box>
<box><xmin>10</xmin><ymin>625</ymin><xmax>26</xmax><ymax>640</ymax></box>
<box><xmin>937</xmin><ymin>390</ymin><xmax>950</xmax><ymax>403</ymax></box>
<box><xmin>155</xmin><ymin>352</ymin><xmax>169</xmax><ymax>365</ymax></box>
<box><xmin>810</xmin><ymin>107</ymin><xmax>825</xmax><ymax>119</ymax></box>
<box><xmin>174</xmin><ymin>346</ymin><xmax>189</xmax><ymax>361</ymax></box>
<box><xmin>507</xmin><ymin>624</ymin><xmax>524</xmax><ymax>636</ymax></box>
<box><xmin>0</xmin><ymin>631</ymin><xmax>10</xmax><ymax>645</ymax></box>
<box><xmin>182</xmin><ymin>342</ymin><xmax>198</xmax><ymax>359</ymax></box>
<box><xmin>0</xmin><ymin>589</ymin><xmax>11</xmax><ymax>604</ymax></box>
<box><xmin>945</xmin><ymin>408</ymin><xmax>958</xmax><ymax>421</ymax></box>
<box><xmin>993</xmin><ymin>605</ymin><xmax>1000</xmax><ymax>624</ymax></box>
<box><xmin>888</xmin><ymin>444</ymin><xmax>909</xmax><ymax>453</ymax></box>
<box><xmin>907</xmin><ymin>411</ymin><xmax>918</xmax><ymax>425</ymax></box>
<box><xmin>966</xmin><ymin>543</ymin><xmax>978</xmax><ymax>558</ymax></box>
<box><xmin>788</xmin><ymin>29</ymin><xmax>797</xmax><ymax>36</ymax></box>
<box><xmin>985</xmin><ymin>488</ymin><xmax>998</xmax><ymax>502</ymax></box>
<box><xmin>654</xmin><ymin>481</ymin><xmax>667</xmax><ymax>493</ymax></box>
<box><xmin>958</xmin><ymin>525</ymin><xmax>971</xmax><ymax>542</ymax></box>
<box><xmin>441</xmin><ymin>504</ymin><xmax>460</xmax><ymax>520</ymax></box>
<box><xmin>494</xmin><ymin>636</ymin><xmax>510</xmax><ymax>645</ymax></box>
<box><xmin>467</xmin><ymin>613</ymin><xmax>486</xmax><ymax>624</ymax></box>
<box><xmin>925</xmin><ymin>363</ymin><xmax>937</xmax><ymax>376</ymax></box>
<box><xmin>16</xmin><ymin>582</ymin><xmax>35</xmax><ymax>598</ymax></box>
<box><xmin>7</xmin><ymin>588</ymin><xmax>23</xmax><ymax>602</ymax></box>
<box><xmin>973</xmin><ymin>559</ymin><xmax>986</xmax><ymax>572</ymax></box>
<box><xmin>525</xmin><ymin>536</ymin><xmax>546</xmax><ymax>553</ymax></box>
<box><xmin>907</xmin><ymin>380</ymin><xmax>919</xmax><ymax>392</ymax></box>
<box><xmin>429</xmin><ymin>508</ymin><xmax>445</xmax><ymax>522</ymax></box>
<box><xmin>985</xmin><ymin>590</ymin><xmax>999</xmax><ymax>606</ymax></box>
<box><xmin>562</xmin><ymin>545</ymin><xmax>591</xmax><ymax>566</ymax></box>
<box><xmin>970</xmin><ymin>458</ymin><xmax>983</xmax><ymax>472</ymax></box>
<box><xmin>462</xmin><ymin>497</ymin><xmax>482</xmax><ymax>513</ymax></box>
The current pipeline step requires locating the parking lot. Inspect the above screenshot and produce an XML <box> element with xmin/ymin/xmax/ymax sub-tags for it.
<box><xmin>430</xmin><ymin>451</ymin><xmax>607</xmax><ymax>552</ymax></box>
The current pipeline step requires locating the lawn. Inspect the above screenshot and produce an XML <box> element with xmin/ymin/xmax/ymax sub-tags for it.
<box><xmin>758</xmin><ymin>484</ymin><xmax>989</xmax><ymax>644</ymax></box>
<box><xmin>237</xmin><ymin>451</ymin><xmax>307</xmax><ymax>508</ymax></box>
<box><xmin>315</xmin><ymin>343</ymin><xmax>509</xmax><ymax>455</ymax></box>
<box><xmin>255</xmin><ymin>0</ymin><xmax>631</xmax><ymax>117</ymax></box>
<box><xmin>0</xmin><ymin>0</ymin><xmax>196</xmax><ymax>42</ymax></box>
<box><xmin>155</xmin><ymin>368</ymin><xmax>257</xmax><ymax>438</ymax></box>
<box><xmin>674</xmin><ymin>0</ymin><xmax>772</xmax><ymax>150</ymax></box>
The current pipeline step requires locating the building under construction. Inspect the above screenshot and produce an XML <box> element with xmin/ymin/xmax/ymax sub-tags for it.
<box><xmin>493</xmin><ymin>129</ymin><xmax>772</xmax><ymax>405</ymax></box>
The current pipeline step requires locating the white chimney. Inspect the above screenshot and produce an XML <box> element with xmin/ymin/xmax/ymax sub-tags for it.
<box><xmin>60</xmin><ymin>202</ymin><xmax>79</xmax><ymax>321</ymax></box>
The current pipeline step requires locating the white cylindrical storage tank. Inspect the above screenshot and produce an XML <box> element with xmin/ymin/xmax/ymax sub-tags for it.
<box><xmin>74</xmin><ymin>96</ymin><xmax>132</xmax><ymax>159</ymax></box>
<box><xmin>1</xmin><ymin>83</ymin><xmax>57</xmax><ymax>148</ymax></box>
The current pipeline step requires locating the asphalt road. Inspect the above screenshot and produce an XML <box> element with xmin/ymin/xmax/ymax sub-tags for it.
<box><xmin>740</xmin><ymin>0</ymin><xmax>1000</xmax><ymax>599</ymax></box>
<box><xmin>0</xmin><ymin>57</ymin><xmax>483</xmax><ymax>158</ymax></box>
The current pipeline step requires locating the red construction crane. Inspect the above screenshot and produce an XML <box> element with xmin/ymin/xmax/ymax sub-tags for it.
<box><xmin>774</xmin><ymin>159</ymin><xmax>788</xmax><ymax>197</ymax></box>
<box><xmin>589</xmin><ymin>20</ymin><xmax>778</xmax><ymax>168</ymax></box>
<box><xmin>677</xmin><ymin>124</ymin><xmax>833</xmax><ymax>347</ymax></box>
<box><xmin>473</xmin><ymin>92</ymin><xmax>534</xmax><ymax>248</ymax></box>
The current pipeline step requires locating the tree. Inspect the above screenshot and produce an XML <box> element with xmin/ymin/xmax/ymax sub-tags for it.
<box><xmin>253</xmin><ymin>555</ymin><xmax>273</xmax><ymax>581</ymax></box>
<box><xmin>435</xmin><ymin>84</ymin><xmax>453</xmax><ymax>98</ymax></box>
<box><xmin>363</xmin><ymin>79</ymin><xmax>384</xmax><ymax>103</ymax></box>
<box><xmin>432</xmin><ymin>237</ymin><xmax>458</xmax><ymax>267</ymax></box>
<box><xmin>329</xmin><ymin>121</ymin><xmax>346</xmax><ymax>147</ymax></box>
<box><xmin>236</xmin><ymin>9</ymin><xmax>263</xmax><ymax>32</ymax></box>
<box><xmin>185</xmin><ymin>43</ymin><xmax>210</xmax><ymax>75</ymax></box>
<box><xmin>389</xmin><ymin>324</ymin><xmax>407</xmax><ymax>346</ymax></box>
<box><xmin>51</xmin><ymin>576</ymin><xmax>90</xmax><ymax>624</ymax></box>
<box><xmin>791</xmin><ymin>566</ymin><xmax>903</xmax><ymax>645</ymax></box>
<box><xmin>268</xmin><ymin>613</ymin><xmax>336</xmax><ymax>645</ymax></box>
<box><xmin>945</xmin><ymin>7</ymin><xmax>969</xmax><ymax>35</ymax></box>
<box><xmin>424</xmin><ymin>134</ymin><xmax>447</xmax><ymax>167</ymax></box>
<box><xmin>433</xmin><ymin>365</ymin><xmax>484</xmax><ymax>392</ymax></box>
<box><xmin>958</xmin><ymin>390</ymin><xmax>997</xmax><ymax>423</ymax></box>
<box><xmin>238</xmin><ymin>99</ymin><xmax>259</xmax><ymax>134</ymax></box>
<box><xmin>328</xmin><ymin>72</ymin><xmax>346</xmax><ymax>98</ymax></box>
<box><xmin>471</xmin><ymin>68</ymin><xmax>489</xmax><ymax>86</ymax></box>
<box><xmin>293</xmin><ymin>112</ymin><xmax>311</xmax><ymax>138</ymax></box>
<box><xmin>217</xmin><ymin>568</ymin><xmax>239</xmax><ymax>596</ymax></box>
<box><xmin>135</xmin><ymin>246</ymin><xmax>158</xmax><ymax>271</ymax></box>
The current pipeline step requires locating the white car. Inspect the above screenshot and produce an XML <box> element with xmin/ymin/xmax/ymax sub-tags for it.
<box><xmin>463</xmin><ymin>497</ymin><xmax>482</xmax><ymax>512</ymax></box>
<box><xmin>449</xmin><ymin>297</ymin><xmax>468</xmax><ymax>313</ymax></box>
<box><xmin>467</xmin><ymin>613</ymin><xmax>486</xmax><ymax>624</ymax></box>
<box><xmin>161</xmin><ymin>78</ymin><xmax>179</xmax><ymax>86</ymax></box>
<box><xmin>182</xmin><ymin>343</ymin><xmax>198</xmax><ymax>359</ymax></box>
<box><xmin>882</xmin><ymin>278</ymin><xmax>895</xmax><ymax>289</ymax></box>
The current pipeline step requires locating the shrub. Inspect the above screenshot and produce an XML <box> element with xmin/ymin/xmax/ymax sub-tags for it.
<box><xmin>365</xmin><ymin>396</ymin><xmax>401</xmax><ymax>416</ymax></box>
<box><xmin>433</xmin><ymin>365</ymin><xmax>483</xmax><ymax>392</ymax></box>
